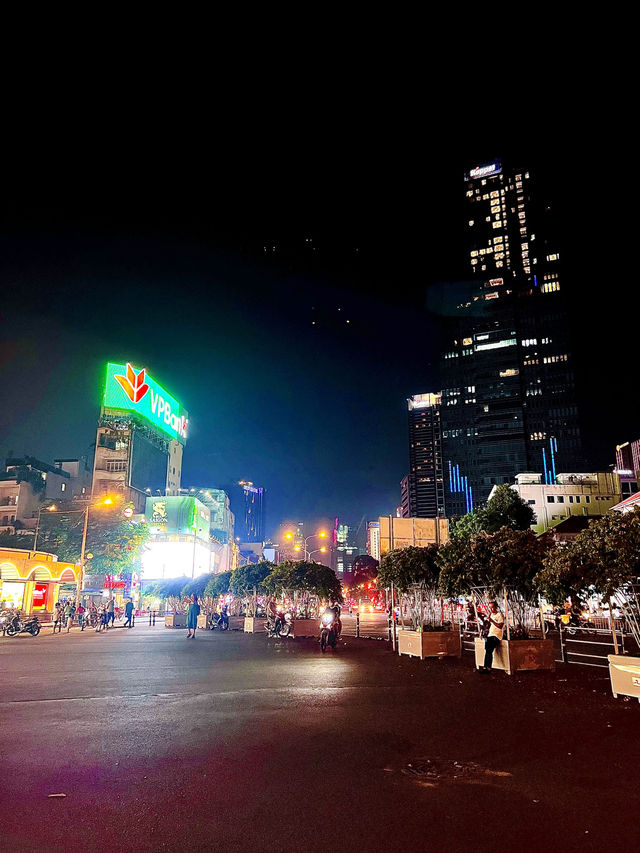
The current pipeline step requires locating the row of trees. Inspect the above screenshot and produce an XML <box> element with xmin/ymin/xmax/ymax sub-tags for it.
<box><xmin>377</xmin><ymin>485</ymin><xmax>640</xmax><ymax>635</ymax></box>
<box><xmin>143</xmin><ymin>559</ymin><xmax>343</xmax><ymax>614</ymax></box>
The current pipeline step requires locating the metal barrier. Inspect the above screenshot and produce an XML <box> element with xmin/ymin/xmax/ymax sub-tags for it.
<box><xmin>340</xmin><ymin>612</ymin><xmax>389</xmax><ymax>641</ymax></box>
<box><xmin>556</xmin><ymin>625</ymin><xmax>630</xmax><ymax>669</ymax></box>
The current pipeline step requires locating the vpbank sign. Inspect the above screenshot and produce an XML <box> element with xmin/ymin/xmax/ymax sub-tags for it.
<box><xmin>103</xmin><ymin>362</ymin><xmax>189</xmax><ymax>444</ymax></box>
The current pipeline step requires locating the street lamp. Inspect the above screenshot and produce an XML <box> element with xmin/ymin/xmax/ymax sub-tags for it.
<box><xmin>31</xmin><ymin>497</ymin><xmax>119</xmax><ymax>608</ymax></box>
<box><xmin>308</xmin><ymin>546</ymin><xmax>328</xmax><ymax>562</ymax></box>
<box><xmin>285</xmin><ymin>529</ymin><xmax>327</xmax><ymax>561</ymax></box>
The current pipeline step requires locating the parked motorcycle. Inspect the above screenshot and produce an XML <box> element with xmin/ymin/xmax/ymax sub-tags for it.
<box><xmin>266</xmin><ymin>609</ymin><xmax>292</xmax><ymax>638</ymax></box>
<box><xmin>6</xmin><ymin>613</ymin><xmax>40</xmax><ymax>637</ymax></box>
<box><xmin>320</xmin><ymin>610</ymin><xmax>337</xmax><ymax>652</ymax></box>
<box><xmin>210</xmin><ymin>611</ymin><xmax>229</xmax><ymax>631</ymax></box>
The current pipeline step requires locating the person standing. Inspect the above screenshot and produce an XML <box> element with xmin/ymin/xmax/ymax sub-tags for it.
<box><xmin>186</xmin><ymin>594</ymin><xmax>200</xmax><ymax>639</ymax></box>
<box><xmin>107</xmin><ymin>598</ymin><xmax>115</xmax><ymax>627</ymax></box>
<box><xmin>52</xmin><ymin>601</ymin><xmax>63</xmax><ymax>634</ymax></box>
<box><xmin>76</xmin><ymin>601</ymin><xmax>86</xmax><ymax>631</ymax></box>
<box><xmin>64</xmin><ymin>601</ymin><xmax>76</xmax><ymax>633</ymax></box>
<box><xmin>480</xmin><ymin>600</ymin><xmax>504</xmax><ymax>672</ymax></box>
<box><xmin>123</xmin><ymin>598</ymin><xmax>134</xmax><ymax>628</ymax></box>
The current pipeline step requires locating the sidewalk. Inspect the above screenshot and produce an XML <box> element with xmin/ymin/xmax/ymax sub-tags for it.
<box><xmin>0</xmin><ymin>618</ymin><xmax>143</xmax><ymax>643</ymax></box>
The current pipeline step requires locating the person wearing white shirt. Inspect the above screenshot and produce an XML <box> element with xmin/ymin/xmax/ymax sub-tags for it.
<box><xmin>481</xmin><ymin>601</ymin><xmax>504</xmax><ymax>672</ymax></box>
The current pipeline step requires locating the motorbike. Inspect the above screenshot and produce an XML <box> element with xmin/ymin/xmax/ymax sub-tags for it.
<box><xmin>266</xmin><ymin>610</ymin><xmax>292</xmax><ymax>638</ymax></box>
<box><xmin>6</xmin><ymin>613</ymin><xmax>40</xmax><ymax>637</ymax></box>
<box><xmin>320</xmin><ymin>610</ymin><xmax>338</xmax><ymax>652</ymax></box>
<box><xmin>210</xmin><ymin>611</ymin><xmax>229</xmax><ymax>631</ymax></box>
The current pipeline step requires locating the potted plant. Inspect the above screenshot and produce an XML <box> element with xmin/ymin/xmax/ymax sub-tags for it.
<box><xmin>229</xmin><ymin>562</ymin><xmax>274</xmax><ymax>632</ymax></box>
<box><xmin>537</xmin><ymin>508</ymin><xmax>640</xmax><ymax>697</ymax></box>
<box><xmin>263</xmin><ymin>561</ymin><xmax>343</xmax><ymax>637</ymax></box>
<box><xmin>378</xmin><ymin>546</ymin><xmax>461</xmax><ymax>659</ymax></box>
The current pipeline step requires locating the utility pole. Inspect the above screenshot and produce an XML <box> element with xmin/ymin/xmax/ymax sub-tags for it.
<box><xmin>76</xmin><ymin>505</ymin><xmax>90</xmax><ymax>610</ymax></box>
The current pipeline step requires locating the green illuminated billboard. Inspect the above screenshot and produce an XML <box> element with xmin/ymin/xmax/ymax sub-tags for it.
<box><xmin>146</xmin><ymin>496</ymin><xmax>210</xmax><ymax>539</ymax></box>
<box><xmin>103</xmin><ymin>362</ymin><xmax>188</xmax><ymax>444</ymax></box>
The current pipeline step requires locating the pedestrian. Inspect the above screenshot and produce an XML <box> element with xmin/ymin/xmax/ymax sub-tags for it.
<box><xmin>186</xmin><ymin>594</ymin><xmax>200</xmax><ymax>639</ymax></box>
<box><xmin>107</xmin><ymin>597</ymin><xmax>115</xmax><ymax>626</ymax></box>
<box><xmin>64</xmin><ymin>601</ymin><xmax>76</xmax><ymax>633</ymax></box>
<box><xmin>479</xmin><ymin>600</ymin><xmax>504</xmax><ymax>672</ymax></box>
<box><xmin>123</xmin><ymin>598</ymin><xmax>134</xmax><ymax>628</ymax></box>
<box><xmin>77</xmin><ymin>601</ymin><xmax>86</xmax><ymax>631</ymax></box>
<box><xmin>52</xmin><ymin>601</ymin><xmax>63</xmax><ymax>633</ymax></box>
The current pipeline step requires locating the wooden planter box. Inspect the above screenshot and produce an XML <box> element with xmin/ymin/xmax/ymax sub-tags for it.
<box><xmin>229</xmin><ymin>616</ymin><xmax>244</xmax><ymax>631</ymax></box>
<box><xmin>244</xmin><ymin>616</ymin><xmax>266</xmax><ymax>633</ymax></box>
<box><xmin>165</xmin><ymin>614</ymin><xmax>186</xmax><ymax>629</ymax></box>
<box><xmin>290</xmin><ymin>618</ymin><xmax>319</xmax><ymax>638</ymax></box>
<box><xmin>197</xmin><ymin>614</ymin><xmax>210</xmax><ymax>629</ymax></box>
<box><xmin>608</xmin><ymin>655</ymin><xmax>640</xmax><ymax>702</ymax></box>
<box><xmin>474</xmin><ymin>637</ymin><xmax>555</xmax><ymax>675</ymax></box>
<box><xmin>397</xmin><ymin>629</ymin><xmax>461</xmax><ymax>659</ymax></box>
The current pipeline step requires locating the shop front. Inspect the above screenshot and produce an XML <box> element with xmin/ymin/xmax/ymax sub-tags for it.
<box><xmin>0</xmin><ymin>548</ymin><xmax>79</xmax><ymax>619</ymax></box>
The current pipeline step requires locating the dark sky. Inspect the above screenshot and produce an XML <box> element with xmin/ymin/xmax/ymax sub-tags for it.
<box><xmin>0</xmin><ymin>99</ymin><xmax>634</xmax><ymax>543</ymax></box>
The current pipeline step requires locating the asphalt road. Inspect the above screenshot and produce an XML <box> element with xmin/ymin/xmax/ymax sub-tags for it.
<box><xmin>2</xmin><ymin>624</ymin><xmax>640</xmax><ymax>853</ymax></box>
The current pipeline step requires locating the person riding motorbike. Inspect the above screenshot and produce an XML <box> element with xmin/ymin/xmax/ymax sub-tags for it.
<box><xmin>326</xmin><ymin>602</ymin><xmax>342</xmax><ymax>638</ymax></box>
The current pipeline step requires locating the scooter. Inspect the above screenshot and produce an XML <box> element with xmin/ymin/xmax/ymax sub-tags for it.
<box><xmin>210</xmin><ymin>611</ymin><xmax>229</xmax><ymax>631</ymax></box>
<box><xmin>6</xmin><ymin>613</ymin><xmax>40</xmax><ymax>637</ymax></box>
<box><xmin>320</xmin><ymin>611</ymin><xmax>337</xmax><ymax>652</ymax></box>
<box><xmin>266</xmin><ymin>610</ymin><xmax>292</xmax><ymax>638</ymax></box>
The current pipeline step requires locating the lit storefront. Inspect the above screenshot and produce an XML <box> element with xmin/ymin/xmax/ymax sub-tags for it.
<box><xmin>0</xmin><ymin>548</ymin><xmax>79</xmax><ymax>615</ymax></box>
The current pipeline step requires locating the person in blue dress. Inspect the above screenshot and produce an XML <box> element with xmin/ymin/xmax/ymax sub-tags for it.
<box><xmin>186</xmin><ymin>594</ymin><xmax>200</xmax><ymax>639</ymax></box>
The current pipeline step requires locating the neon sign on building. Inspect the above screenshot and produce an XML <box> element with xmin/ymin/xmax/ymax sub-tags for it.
<box><xmin>103</xmin><ymin>362</ymin><xmax>189</xmax><ymax>444</ymax></box>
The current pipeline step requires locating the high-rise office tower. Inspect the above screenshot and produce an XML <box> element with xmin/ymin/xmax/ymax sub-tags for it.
<box><xmin>440</xmin><ymin>160</ymin><xmax>584</xmax><ymax>515</ymax></box>
<box><xmin>403</xmin><ymin>394</ymin><xmax>445</xmax><ymax>518</ymax></box>
<box><xmin>237</xmin><ymin>480</ymin><xmax>265</xmax><ymax>542</ymax></box>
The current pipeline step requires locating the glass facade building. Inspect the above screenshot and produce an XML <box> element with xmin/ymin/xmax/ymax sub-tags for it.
<box><xmin>404</xmin><ymin>394</ymin><xmax>445</xmax><ymax>518</ymax></box>
<box><xmin>440</xmin><ymin>161</ymin><xmax>584</xmax><ymax>516</ymax></box>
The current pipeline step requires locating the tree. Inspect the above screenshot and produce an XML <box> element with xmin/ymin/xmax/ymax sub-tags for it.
<box><xmin>449</xmin><ymin>510</ymin><xmax>487</xmax><ymax>543</ymax></box>
<box><xmin>263</xmin><ymin>561</ymin><xmax>343</xmax><ymax>604</ymax></box>
<box><xmin>536</xmin><ymin>508</ymin><xmax>640</xmax><ymax>604</ymax></box>
<box><xmin>377</xmin><ymin>546</ymin><xmax>440</xmax><ymax>593</ymax></box>
<box><xmin>181</xmin><ymin>573</ymin><xmax>214</xmax><ymax>599</ymax></box>
<box><xmin>436</xmin><ymin>538</ymin><xmax>478</xmax><ymax>597</ymax></box>
<box><xmin>483</xmin><ymin>484</ymin><xmax>536</xmax><ymax>533</ymax></box>
<box><xmin>352</xmin><ymin>554</ymin><xmax>379</xmax><ymax>585</ymax></box>
<box><xmin>229</xmin><ymin>562</ymin><xmax>274</xmax><ymax>596</ymax></box>
<box><xmin>204</xmin><ymin>571</ymin><xmax>233</xmax><ymax>598</ymax></box>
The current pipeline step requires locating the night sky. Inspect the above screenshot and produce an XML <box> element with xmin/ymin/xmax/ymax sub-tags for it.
<box><xmin>0</xmin><ymin>106</ymin><xmax>634</xmax><ymax>543</ymax></box>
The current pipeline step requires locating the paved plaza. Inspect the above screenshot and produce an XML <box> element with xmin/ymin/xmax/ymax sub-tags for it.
<box><xmin>2</xmin><ymin>624</ymin><xmax>639</xmax><ymax>852</ymax></box>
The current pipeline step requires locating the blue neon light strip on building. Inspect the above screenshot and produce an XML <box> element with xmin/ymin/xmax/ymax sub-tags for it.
<box><xmin>447</xmin><ymin>461</ymin><xmax>474</xmax><ymax>514</ymax></box>
<box><xmin>542</xmin><ymin>447</ymin><xmax>549</xmax><ymax>484</ymax></box>
<box><xmin>550</xmin><ymin>437</ymin><xmax>557</xmax><ymax>484</ymax></box>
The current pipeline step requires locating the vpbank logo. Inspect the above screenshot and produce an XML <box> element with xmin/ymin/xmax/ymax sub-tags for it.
<box><xmin>115</xmin><ymin>364</ymin><xmax>150</xmax><ymax>404</ymax></box>
<box><xmin>104</xmin><ymin>361</ymin><xmax>189</xmax><ymax>443</ymax></box>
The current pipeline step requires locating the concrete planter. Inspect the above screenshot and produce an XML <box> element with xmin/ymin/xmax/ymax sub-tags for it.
<box><xmin>608</xmin><ymin>655</ymin><xmax>640</xmax><ymax>702</ymax></box>
<box><xmin>290</xmin><ymin>618</ymin><xmax>319</xmax><ymax>638</ymax></box>
<box><xmin>474</xmin><ymin>637</ymin><xmax>555</xmax><ymax>675</ymax></box>
<box><xmin>397</xmin><ymin>629</ymin><xmax>461</xmax><ymax>659</ymax></box>
<box><xmin>165</xmin><ymin>614</ymin><xmax>186</xmax><ymax>629</ymax></box>
<box><xmin>244</xmin><ymin>616</ymin><xmax>266</xmax><ymax>633</ymax></box>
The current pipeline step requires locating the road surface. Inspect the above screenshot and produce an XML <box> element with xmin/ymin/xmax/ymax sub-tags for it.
<box><xmin>1</xmin><ymin>623</ymin><xmax>639</xmax><ymax>852</ymax></box>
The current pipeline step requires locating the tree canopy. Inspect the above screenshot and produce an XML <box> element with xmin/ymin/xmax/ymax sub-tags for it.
<box><xmin>263</xmin><ymin>561</ymin><xmax>343</xmax><ymax>602</ymax></box>
<box><xmin>449</xmin><ymin>485</ymin><xmax>535</xmax><ymax>542</ymax></box>
<box><xmin>229</xmin><ymin>561</ymin><xmax>275</xmax><ymax>596</ymax></box>
<box><xmin>204</xmin><ymin>570</ymin><xmax>233</xmax><ymax>598</ymax></box>
<box><xmin>377</xmin><ymin>545</ymin><xmax>440</xmax><ymax>593</ymax></box>
<box><xmin>181</xmin><ymin>573</ymin><xmax>213</xmax><ymax>599</ymax></box>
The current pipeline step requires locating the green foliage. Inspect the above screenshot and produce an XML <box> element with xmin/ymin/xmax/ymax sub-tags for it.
<box><xmin>34</xmin><ymin>507</ymin><xmax>149</xmax><ymax>577</ymax></box>
<box><xmin>181</xmin><ymin>574</ymin><xmax>213</xmax><ymax>599</ymax></box>
<box><xmin>229</xmin><ymin>561</ymin><xmax>275</xmax><ymax>596</ymax></box>
<box><xmin>204</xmin><ymin>570</ymin><xmax>233</xmax><ymax>598</ymax></box>
<box><xmin>377</xmin><ymin>545</ymin><xmax>440</xmax><ymax>593</ymax></box>
<box><xmin>472</xmin><ymin>527</ymin><xmax>548</xmax><ymax>600</ymax></box>
<box><xmin>449</xmin><ymin>486</ymin><xmax>535</xmax><ymax>543</ymax></box>
<box><xmin>148</xmin><ymin>577</ymin><xmax>190</xmax><ymax>599</ymax></box>
<box><xmin>436</xmin><ymin>538</ymin><xmax>477</xmax><ymax>596</ymax></box>
<box><xmin>483</xmin><ymin>484</ymin><xmax>536</xmax><ymax>533</ymax></box>
<box><xmin>263</xmin><ymin>561</ymin><xmax>343</xmax><ymax>602</ymax></box>
<box><xmin>536</xmin><ymin>508</ymin><xmax>640</xmax><ymax>603</ymax></box>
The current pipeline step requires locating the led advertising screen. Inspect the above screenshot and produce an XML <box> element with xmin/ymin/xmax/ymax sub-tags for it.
<box><xmin>129</xmin><ymin>431</ymin><xmax>167</xmax><ymax>495</ymax></box>
<box><xmin>145</xmin><ymin>496</ymin><xmax>210</xmax><ymax>540</ymax></box>
<box><xmin>102</xmin><ymin>362</ymin><xmax>188</xmax><ymax>444</ymax></box>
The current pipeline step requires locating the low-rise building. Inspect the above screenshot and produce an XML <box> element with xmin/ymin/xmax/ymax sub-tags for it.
<box><xmin>493</xmin><ymin>472</ymin><xmax>622</xmax><ymax>534</ymax></box>
<box><xmin>0</xmin><ymin>547</ymin><xmax>79</xmax><ymax>616</ymax></box>
<box><xmin>368</xmin><ymin>516</ymin><xmax>449</xmax><ymax>560</ymax></box>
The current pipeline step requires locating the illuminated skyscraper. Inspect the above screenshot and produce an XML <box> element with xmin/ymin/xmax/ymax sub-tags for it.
<box><xmin>403</xmin><ymin>394</ymin><xmax>445</xmax><ymax>518</ymax></box>
<box><xmin>440</xmin><ymin>160</ymin><xmax>584</xmax><ymax>515</ymax></box>
<box><xmin>238</xmin><ymin>480</ymin><xmax>265</xmax><ymax>542</ymax></box>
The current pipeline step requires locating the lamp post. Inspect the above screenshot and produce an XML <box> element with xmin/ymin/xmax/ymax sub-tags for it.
<box><xmin>308</xmin><ymin>546</ymin><xmax>328</xmax><ymax>562</ymax></box>
<box><xmin>32</xmin><ymin>504</ymin><xmax>58</xmax><ymax>552</ymax></box>
<box><xmin>31</xmin><ymin>497</ymin><xmax>116</xmax><ymax>609</ymax></box>
<box><xmin>285</xmin><ymin>529</ymin><xmax>327</xmax><ymax>561</ymax></box>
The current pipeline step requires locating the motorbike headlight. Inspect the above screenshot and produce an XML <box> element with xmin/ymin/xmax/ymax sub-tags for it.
<box><xmin>322</xmin><ymin>614</ymin><xmax>333</xmax><ymax>626</ymax></box>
